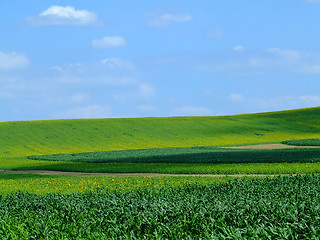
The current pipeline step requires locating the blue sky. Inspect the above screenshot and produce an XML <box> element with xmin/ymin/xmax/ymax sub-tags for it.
<box><xmin>1</xmin><ymin>0</ymin><xmax>320</xmax><ymax>121</ymax></box>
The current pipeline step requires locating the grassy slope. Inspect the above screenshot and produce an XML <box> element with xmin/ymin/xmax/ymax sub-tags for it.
<box><xmin>0</xmin><ymin>107</ymin><xmax>320</xmax><ymax>171</ymax></box>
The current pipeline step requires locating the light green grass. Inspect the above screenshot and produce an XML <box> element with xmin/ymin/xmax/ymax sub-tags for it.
<box><xmin>1</xmin><ymin>107</ymin><xmax>320</xmax><ymax>172</ymax></box>
<box><xmin>0</xmin><ymin>173</ymin><xmax>231</xmax><ymax>195</ymax></box>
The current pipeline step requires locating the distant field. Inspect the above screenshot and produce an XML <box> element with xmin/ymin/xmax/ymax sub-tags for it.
<box><xmin>1</xmin><ymin>106</ymin><xmax>320</xmax><ymax>173</ymax></box>
<box><xmin>24</xmin><ymin>146</ymin><xmax>320</xmax><ymax>175</ymax></box>
<box><xmin>283</xmin><ymin>138</ymin><xmax>320</xmax><ymax>146</ymax></box>
<box><xmin>30</xmin><ymin>147</ymin><xmax>320</xmax><ymax>164</ymax></box>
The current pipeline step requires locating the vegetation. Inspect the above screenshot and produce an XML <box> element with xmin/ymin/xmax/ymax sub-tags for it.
<box><xmin>1</xmin><ymin>175</ymin><xmax>320</xmax><ymax>239</ymax></box>
<box><xmin>1</xmin><ymin>107</ymin><xmax>320</xmax><ymax>159</ymax></box>
<box><xmin>0</xmin><ymin>173</ymin><xmax>230</xmax><ymax>195</ymax></box>
<box><xmin>29</xmin><ymin>147</ymin><xmax>320</xmax><ymax>164</ymax></box>
<box><xmin>1</xmin><ymin>107</ymin><xmax>320</xmax><ymax>172</ymax></box>
<box><xmin>1</xmin><ymin>107</ymin><xmax>320</xmax><ymax>238</ymax></box>
<box><xmin>283</xmin><ymin>138</ymin><xmax>320</xmax><ymax>146</ymax></box>
<box><xmin>5</xmin><ymin>161</ymin><xmax>320</xmax><ymax>175</ymax></box>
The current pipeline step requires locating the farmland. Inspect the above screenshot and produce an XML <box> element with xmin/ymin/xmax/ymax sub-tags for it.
<box><xmin>28</xmin><ymin>147</ymin><xmax>320</xmax><ymax>164</ymax></box>
<box><xmin>1</xmin><ymin>106</ymin><xmax>320</xmax><ymax>173</ymax></box>
<box><xmin>282</xmin><ymin>138</ymin><xmax>320</xmax><ymax>146</ymax></box>
<box><xmin>1</xmin><ymin>107</ymin><xmax>320</xmax><ymax>238</ymax></box>
<box><xmin>0</xmin><ymin>173</ymin><xmax>231</xmax><ymax>195</ymax></box>
<box><xmin>1</xmin><ymin>175</ymin><xmax>320</xmax><ymax>239</ymax></box>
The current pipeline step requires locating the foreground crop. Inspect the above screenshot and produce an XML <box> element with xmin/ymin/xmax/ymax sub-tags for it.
<box><xmin>1</xmin><ymin>175</ymin><xmax>320</xmax><ymax>239</ymax></box>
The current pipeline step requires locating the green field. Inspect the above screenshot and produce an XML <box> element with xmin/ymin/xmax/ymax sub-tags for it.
<box><xmin>282</xmin><ymin>138</ymin><xmax>320</xmax><ymax>146</ymax></box>
<box><xmin>0</xmin><ymin>173</ymin><xmax>231</xmax><ymax>195</ymax></box>
<box><xmin>1</xmin><ymin>106</ymin><xmax>320</xmax><ymax>173</ymax></box>
<box><xmin>1</xmin><ymin>175</ymin><xmax>320</xmax><ymax>239</ymax></box>
<box><xmin>30</xmin><ymin>147</ymin><xmax>320</xmax><ymax>164</ymax></box>
<box><xmin>1</xmin><ymin>107</ymin><xmax>320</xmax><ymax>238</ymax></box>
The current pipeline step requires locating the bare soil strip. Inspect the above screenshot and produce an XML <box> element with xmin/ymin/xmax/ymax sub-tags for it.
<box><xmin>223</xmin><ymin>143</ymin><xmax>320</xmax><ymax>149</ymax></box>
<box><xmin>0</xmin><ymin>170</ymin><xmax>294</xmax><ymax>178</ymax></box>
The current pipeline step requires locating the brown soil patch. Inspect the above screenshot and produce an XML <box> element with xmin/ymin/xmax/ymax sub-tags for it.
<box><xmin>223</xmin><ymin>143</ymin><xmax>320</xmax><ymax>150</ymax></box>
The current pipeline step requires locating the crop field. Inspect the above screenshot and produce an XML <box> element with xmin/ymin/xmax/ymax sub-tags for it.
<box><xmin>283</xmin><ymin>138</ymin><xmax>320</xmax><ymax>146</ymax></box>
<box><xmin>1</xmin><ymin>174</ymin><xmax>320</xmax><ymax>239</ymax></box>
<box><xmin>1</xmin><ymin>107</ymin><xmax>320</xmax><ymax>174</ymax></box>
<box><xmin>30</xmin><ymin>147</ymin><xmax>320</xmax><ymax>164</ymax></box>
<box><xmin>1</xmin><ymin>107</ymin><xmax>320</xmax><ymax>238</ymax></box>
<box><xmin>0</xmin><ymin>173</ymin><xmax>231</xmax><ymax>195</ymax></box>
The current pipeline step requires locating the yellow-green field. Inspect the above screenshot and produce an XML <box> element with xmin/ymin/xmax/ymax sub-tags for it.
<box><xmin>0</xmin><ymin>173</ymin><xmax>233</xmax><ymax>195</ymax></box>
<box><xmin>1</xmin><ymin>106</ymin><xmax>320</xmax><ymax>173</ymax></box>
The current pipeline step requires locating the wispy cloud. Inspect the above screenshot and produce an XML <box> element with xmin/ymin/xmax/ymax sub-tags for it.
<box><xmin>0</xmin><ymin>51</ymin><xmax>29</xmax><ymax>70</ymax></box>
<box><xmin>146</xmin><ymin>11</ymin><xmax>193</xmax><ymax>28</ymax></box>
<box><xmin>138</xmin><ymin>84</ymin><xmax>156</xmax><ymax>99</ymax></box>
<box><xmin>190</xmin><ymin>47</ymin><xmax>320</xmax><ymax>75</ymax></box>
<box><xmin>208</xmin><ymin>29</ymin><xmax>223</xmax><ymax>39</ymax></box>
<box><xmin>299</xmin><ymin>95</ymin><xmax>320</xmax><ymax>105</ymax></box>
<box><xmin>233</xmin><ymin>45</ymin><xmax>245</xmax><ymax>51</ymax></box>
<box><xmin>101</xmin><ymin>58</ymin><xmax>134</xmax><ymax>70</ymax></box>
<box><xmin>0</xmin><ymin>57</ymin><xmax>158</xmax><ymax>120</ymax></box>
<box><xmin>268</xmin><ymin>48</ymin><xmax>300</xmax><ymax>61</ymax></box>
<box><xmin>55</xmin><ymin>104</ymin><xmax>112</xmax><ymax>119</ymax></box>
<box><xmin>113</xmin><ymin>84</ymin><xmax>156</xmax><ymax>102</ymax></box>
<box><xmin>224</xmin><ymin>94</ymin><xmax>320</xmax><ymax>113</ymax></box>
<box><xmin>92</xmin><ymin>36</ymin><xmax>126</xmax><ymax>48</ymax></box>
<box><xmin>228</xmin><ymin>93</ymin><xmax>245</xmax><ymax>102</ymax></box>
<box><xmin>26</xmin><ymin>5</ymin><xmax>98</xmax><ymax>26</ymax></box>
<box><xmin>136</xmin><ymin>104</ymin><xmax>155</xmax><ymax>113</ymax></box>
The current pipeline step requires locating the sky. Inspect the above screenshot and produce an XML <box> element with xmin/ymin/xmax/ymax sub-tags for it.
<box><xmin>1</xmin><ymin>0</ymin><xmax>320</xmax><ymax>121</ymax></box>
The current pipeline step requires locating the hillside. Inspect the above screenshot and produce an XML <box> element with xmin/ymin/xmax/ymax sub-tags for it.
<box><xmin>1</xmin><ymin>107</ymin><xmax>320</xmax><ymax>160</ymax></box>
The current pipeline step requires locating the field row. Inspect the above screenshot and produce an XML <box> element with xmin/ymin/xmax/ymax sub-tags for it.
<box><xmin>0</xmin><ymin>173</ymin><xmax>230</xmax><ymax>195</ymax></box>
<box><xmin>29</xmin><ymin>146</ymin><xmax>320</xmax><ymax>164</ymax></box>
<box><xmin>1</xmin><ymin>175</ymin><xmax>319</xmax><ymax>239</ymax></box>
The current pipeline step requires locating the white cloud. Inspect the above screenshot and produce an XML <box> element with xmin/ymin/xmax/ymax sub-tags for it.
<box><xmin>26</xmin><ymin>5</ymin><xmax>98</xmax><ymax>26</ymax></box>
<box><xmin>92</xmin><ymin>36</ymin><xmax>126</xmax><ymax>48</ymax></box>
<box><xmin>146</xmin><ymin>11</ymin><xmax>193</xmax><ymax>27</ymax></box>
<box><xmin>0</xmin><ymin>51</ymin><xmax>29</xmax><ymax>70</ymax></box>
<box><xmin>176</xmin><ymin>106</ymin><xmax>212</xmax><ymax>116</ymax></box>
<box><xmin>101</xmin><ymin>58</ymin><xmax>134</xmax><ymax>70</ymax></box>
<box><xmin>233</xmin><ymin>45</ymin><xmax>245</xmax><ymax>51</ymax></box>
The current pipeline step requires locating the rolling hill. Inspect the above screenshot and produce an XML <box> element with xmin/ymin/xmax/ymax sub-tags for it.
<box><xmin>1</xmin><ymin>107</ymin><xmax>320</xmax><ymax>160</ymax></box>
